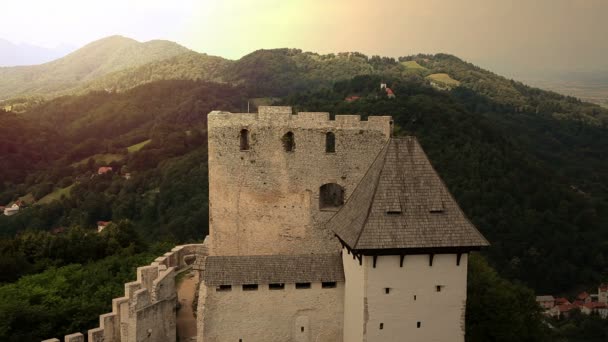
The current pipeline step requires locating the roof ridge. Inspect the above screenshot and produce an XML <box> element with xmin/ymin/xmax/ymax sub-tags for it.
<box><xmin>352</xmin><ymin>139</ymin><xmax>391</xmax><ymax>248</ymax></box>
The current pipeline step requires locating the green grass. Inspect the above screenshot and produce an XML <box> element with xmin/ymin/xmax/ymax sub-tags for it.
<box><xmin>127</xmin><ymin>139</ymin><xmax>151</xmax><ymax>153</ymax></box>
<box><xmin>17</xmin><ymin>193</ymin><xmax>35</xmax><ymax>204</ymax></box>
<box><xmin>38</xmin><ymin>184</ymin><xmax>75</xmax><ymax>205</ymax></box>
<box><xmin>71</xmin><ymin>153</ymin><xmax>125</xmax><ymax>167</ymax></box>
<box><xmin>427</xmin><ymin>73</ymin><xmax>461</xmax><ymax>86</ymax></box>
<box><xmin>401</xmin><ymin>61</ymin><xmax>427</xmax><ymax>70</ymax></box>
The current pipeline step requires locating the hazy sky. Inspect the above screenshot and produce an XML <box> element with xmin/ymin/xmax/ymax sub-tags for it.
<box><xmin>2</xmin><ymin>0</ymin><xmax>607</xmax><ymax>76</ymax></box>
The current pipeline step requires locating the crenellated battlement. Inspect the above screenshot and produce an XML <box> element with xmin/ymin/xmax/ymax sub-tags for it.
<box><xmin>208</xmin><ymin>106</ymin><xmax>392</xmax><ymax>135</ymax></box>
<box><xmin>43</xmin><ymin>243</ymin><xmax>208</xmax><ymax>342</ymax></box>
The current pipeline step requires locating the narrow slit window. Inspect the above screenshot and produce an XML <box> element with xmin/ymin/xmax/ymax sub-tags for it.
<box><xmin>436</xmin><ymin>285</ymin><xmax>444</xmax><ymax>292</ymax></box>
<box><xmin>242</xmin><ymin>284</ymin><xmax>258</xmax><ymax>291</ymax></box>
<box><xmin>282</xmin><ymin>132</ymin><xmax>295</xmax><ymax>152</ymax></box>
<box><xmin>301</xmin><ymin>327</ymin><xmax>305</xmax><ymax>332</ymax></box>
<box><xmin>296</xmin><ymin>282</ymin><xmax>311</xmax><ymax>289</ymax></box>
<box><xmin>325</xmin><ymin>132</ymin><xmax>336</xmax><ymax>153</ymax></box>
<box><xmin>417</xmin><ymin>322</ymin><xmax>421</xmax><ymax>328</ymax></box>
<box><xmin>269</xmin><ymin>283</ymin><xmax>285</xmax><ymax>290</ymax></box>
<box><xmin>240</xmin><ymin>129</ymin><xmax>250</xmax><ymax>151</ymax></box>
<box><xmin>386</xmin><ymin>210</ymin><xmax>402</xmax><ymax>215</ymax></box>
<box><xmin>385</xmin><ymin>288</ymin><xmax>391</xmax><ymax>294</ymax></box>
<box><xmin>216</xmin><ymin>285</ymin><xmax>232</xmax><ymax>292</ymax></box>
<box><xmin>380</xmin><ymin>323</ymin><xmax>384</xmax><ymax>330</ymax></box>
<box><xmin>414</xmin><ymin>295</ymin><xmax>417</xmax><ymax>301</ymax></box>
<box><xmin>322</xmin><ymin>282</ymin><xmax>337</xmax><ymax>289</ymax></box>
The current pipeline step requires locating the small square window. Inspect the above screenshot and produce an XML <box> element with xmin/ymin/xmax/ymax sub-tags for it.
<box><xmin>242</xmin><ymin>284</ymin><xmax>258</xmax><ymax>291</ymax></box>
<box><xmin>296</xmin><ymin>282</ymin><xmax>311</xmax><ymax>289</ymax></box>
<box><xmin>417</xmin><ymin>321</ymin><xmax>421</xmax><ymax>328</ymax></box>
<box><xmin>385</xmin><ymin>288</ymin><xmax>391</xmax><ymax>294</ymax></box>
<box><xmin>269</xmin><ymin>283</ymin><xmax>285</xmax><ymax>290</ymax></box>
<box><xmin>322</xmin><ymin>282</ymin><xmax>337</xmax><ymax>288</ymax></box>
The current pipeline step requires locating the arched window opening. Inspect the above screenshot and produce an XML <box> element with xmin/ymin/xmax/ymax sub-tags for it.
<box><xmin>325</xmin><ymin>132</ymin><xmax>336</xmax><ymax>153</ymax></box>
<box><xmin>282</xmin><ymin>131</ymin><xmax>295</xmax><ymax>152</ymax></box>
<box><xmin>319</xmin><ymin>183</ymin><xmax>345</xmax><ymax>210</ymax></box>
<box><xmin>240</xmin><ymin>129</ymin><xmax>249</xmax><ymax>151</ymax></box>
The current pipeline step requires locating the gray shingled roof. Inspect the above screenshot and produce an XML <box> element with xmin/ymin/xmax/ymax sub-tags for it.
<box><xmin>202</xmin><ymin>254</ymin><xmax>344</xmax><ymax>286</ymax></box>
<box><xmin>329</xmin><ymin>137</ymin><xmax>489</xmax><ymax>251</ymax></box>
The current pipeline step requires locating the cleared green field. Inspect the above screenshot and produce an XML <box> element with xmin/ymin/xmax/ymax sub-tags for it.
<box><xmin>38</xmin><ymin>184</ymin><xmax>75</xmax><ymax>205</ymax></box>
<box><xmin>427</xmin><ymin>73</ymin><xmax>461</xmax><ymax>86</ymax></box>
<box><xmin>401</xmin><ymin>61</ymin><xmax>427</xmax><ymax>70</ymax></box>
<box><xmin>127</xmin><ymin>139</ymin><xmax>151</xmax><ymax>153</ymax></box>
<box><xmin>17</xmin><ymin>193</ymin><xmax>35</xmax><ymax>204</ymax></box>
<box><xmin>71</xmin><ymin>153</ymin><xmax>125</xmax><ymax>167</ymax></box>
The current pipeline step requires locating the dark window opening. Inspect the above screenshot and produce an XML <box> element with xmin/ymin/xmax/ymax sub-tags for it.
<box><xmin>282</xmin><ymin>131</ymin><xmax>295</xmax><ymax>152</ymax></box>
<box><xmin>385</xmin><ymin>288</ymin><xmax>391</xmax><ymax>294</ymax></box>
<box><xmin>216</xmin><ymin>285</ymin><xmax>232</xmax><ymax>292</ymax></box>
<box><xmin>301</xmin><ymin>327</ymin><xmax>305</xmax><ymax>332</ymax></box>
<box><xmin>417</xmin><ymin>322</ymin><xmax>421</xmax><ymax>328</ymax></box>
<box><xmin>239</xmin><ymin>339</ymin><xmax>242</xmax><ymax>342</ymax></box>
<box><xmin>379</xmin><ymin>323</ymin><xmax>384</xmax><ymax>330</ymax></box>
<box><xmin>319</xmin><ymin>183</ymin><xmax>345</xmax><ymax>210</ymax></box>
<box><xmin>325</xmin><ymin>132</ymin><xmax>336</xmax><ymax>153</ymax></box>
<box><xmin>386</xmin><ymin>210</ymin><xmax>402</xmax><ymax>215</ymax></box>
<box><xmin>269</xmin><ymin>283</ymin><xmax>285</xmax><ymax>290</ymax></box>
<box><xmin>240</xmin><ymin>129</ymin><xmax>250</xmax><ymax>151</ymax></box>
<box><xmin>322</xmin><ymin>282</ymin><xmax>337</xmax><ymax>288</ymax></box>
<box><xmin>436</xmin><ymin>285</ymin><xmax>443</xmax><ymax>292</ymax></box>
<box><xmin>429</xmin><ymin>208</ymin><xmax>444</xmax><ymax>213</ymax></box>
<box><xmin>242</xmin><ymin>284</ymin><xmax>258</xmax><ymax>291</ymax></box>
<box><xmin>296</xmin><ymin>282</ymin><xmax>311</xmax><ymax>289</ymax></box>
<box><xmin>414</xmin><ymin>295</ymin><xmax>417</xmax><ymax>301</ymax></box>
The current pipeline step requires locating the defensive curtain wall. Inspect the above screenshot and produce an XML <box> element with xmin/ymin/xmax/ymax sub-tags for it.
<box><xmin>42</xmin><ymin>243</ymin><xmax>207</xmax><ymax>342</ymax></box>
<box><xmin>207</xmin><ymin>106</ymin><xmax>392</xmax><ymax>256</ymax></box>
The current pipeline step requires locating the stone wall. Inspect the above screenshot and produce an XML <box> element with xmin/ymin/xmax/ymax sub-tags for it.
<box><xmin>42</xmin><ymin>244</ymin><xmax>207</xmax><ymax>342</ymax></box>
<box><xmin>198</xmin><ymin>280</ymin><xmax>344</xmax><ymax>342</ymax></box>
<box><xmin>207</xmin><ymin>106</ymin><xmax>392</xmax><ymax>256</ymax></box>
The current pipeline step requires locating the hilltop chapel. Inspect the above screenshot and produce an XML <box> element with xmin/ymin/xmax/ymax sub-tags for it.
<box><xmin>197</xmin><ymin>106</ymin><xmax>489</xmax><ymax>342</ymax></box>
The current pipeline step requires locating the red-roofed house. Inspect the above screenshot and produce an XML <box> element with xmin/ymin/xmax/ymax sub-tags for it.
<box><xmin>557</xmin><ymin>303</ymin><xmax>579</xmax><ymax>318</ymax></box>
<box><xmin>98</xmin><ymin>166</ymin><xmax>113</xmax><ymax>175</ymax></box>
<box><xmin>581</xmin><ymin>302</ymin><xmax>608</xmax><ymax>318</ymax></box>
<box><xmin>385</xmin><ymin>87</ymin><xmax>396</xmax><ymax>99</ymax></box>
<box><xmin>577</xmin><ymin>291</ymin><xmax>592</xmax><ymax>304</ymax></box>
<box><xmin>97</xmin><ymin>221</ymin><xmax>111</xmax><ymax>233</ymax></box>
<box><xmin>345</xmin><ymin>96</ymin><xmax>361</xmax><ymax>103</ymax></box>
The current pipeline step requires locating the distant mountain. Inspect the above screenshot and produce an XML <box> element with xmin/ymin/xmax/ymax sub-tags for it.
<box><xmin>0</xmin><ymin>36</ymin><xmax>190</xmax><ymax>99</ymax></box>
<box><xmin>0</xmin><ymin>39</ymin><xmax>75</xmax><ymax>67</ymax></box>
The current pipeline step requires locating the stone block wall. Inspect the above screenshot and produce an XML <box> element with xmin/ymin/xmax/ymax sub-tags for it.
<box><xmin>207</xmin><ymin>106</ymin><xmax>392</xmax><ymax>256</ymax></box>
<box><xmin>42</xmin><ymin>243</ymin><xmax>207</xmax><ymax>342</ymax></box>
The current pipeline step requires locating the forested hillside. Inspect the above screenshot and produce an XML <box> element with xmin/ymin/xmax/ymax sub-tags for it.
<box><xmin>2</xmin><ymin>46</ymin><xmax>608</xmax><ymax>341</ymax></box>
<box><xmin>0</xmin><ymin>36</ymin><xmax>189</xmax><ymax>100</ymax></box>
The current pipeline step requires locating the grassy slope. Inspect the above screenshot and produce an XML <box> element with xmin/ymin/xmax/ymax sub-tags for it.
<box><xmin>71</xmin><ymin>154</ymin><xmax>124</xmax><ymax>167</ymax></box>
<box><xmin>127</xmin><ymin>139</ymin><xmax>151</xmax><ymax>153</ymax></box>
<box><xmin>427</xmin><ymin>73</ymin><xmax>461</xmax><ymax>86</ymax></box>
<box><xmin>38</xmin><ymin>184</ymin><xmax>75</xmax><ymax>205</ymax></box>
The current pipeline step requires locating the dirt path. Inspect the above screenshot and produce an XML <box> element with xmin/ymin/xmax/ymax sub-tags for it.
<box><xmin>177</xmin><ymin>270</ymin><xmax>198</xmax><ymax>341</ymax></box>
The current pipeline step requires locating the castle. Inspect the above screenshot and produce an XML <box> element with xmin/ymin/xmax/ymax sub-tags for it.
<box><xmin>44</xmin><ymin>106</ymin><xmax>488</xmax><ymax>342</ymax></box>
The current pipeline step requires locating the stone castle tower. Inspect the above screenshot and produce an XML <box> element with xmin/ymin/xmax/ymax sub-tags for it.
<box><xmin>206</xmin><ymin>106</ymin><xmax>392</xmax><ymax>256</ymax></box>
<box><xmin>42</xmin><ymin>106</ymin><xmax>488</xmax><ymax>342</ymax></box>
<box><xmin>198</xmin><ymin>106</ymin><xmax>489</xmax><ymax>342</ymax></box>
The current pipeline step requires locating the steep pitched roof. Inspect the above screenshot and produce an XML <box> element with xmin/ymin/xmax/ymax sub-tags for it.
<box><xmin>329</xmin><ymin>137</ymin><xmax>489</xmax><ymax>251</ymax></box>
<box><xmin>202</xmin><ymin>254</ymin><xmax>344</xmax><ymax>286</ymax></box>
